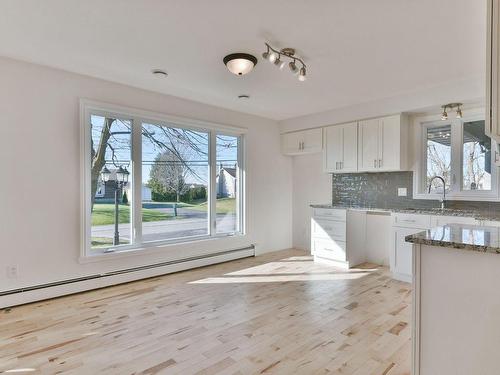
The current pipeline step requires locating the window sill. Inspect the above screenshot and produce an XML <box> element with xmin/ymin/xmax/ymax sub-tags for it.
<box><xmin>79</xmin><ymin>233</ymin><xmax>247</xmax><ymax>264</ymax></box>
<box><xmin>413</xmin><ymin>193</ymin><xmax>500</xmax><ymax>202</ymax></box>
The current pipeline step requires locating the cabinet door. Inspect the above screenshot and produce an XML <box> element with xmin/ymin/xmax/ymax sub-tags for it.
<box><xmin>323</xmin><ymin>125</ymin><xmax>343</xmax><ymax>172</ymax></box>
<box><xmin>391</xmin><ymin>227</ymin><xmax>418</xmax><ymax>282</ymax></box>
<box><xmin>378</xmin><ymin>115</ymin><xmax>401</xmax><ymax>171</ymax></box>
<box><xmin>358</xmin><ymin>119</ymin><xmax>380</xmax><ymax>171</ymax></box>
<box><xmin>302</xmin><ymin>128</ymin><xmax>323</xmax><ymax>153</ymax></box>
<box><xmin>341</xmin><ymin>122</ymin><xmax>358</xmax><ymax>172</ymax></box>
<box><xmin>281</xmin><ymin>132</ymin><xmax>302</xmax><ymax>155</ymax></box>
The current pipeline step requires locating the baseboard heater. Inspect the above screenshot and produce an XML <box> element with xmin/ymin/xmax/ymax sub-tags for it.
<box><xmin>0</xmin><ymin>245</ymin><xmax>255</xmax><ymax>298</ymax></box>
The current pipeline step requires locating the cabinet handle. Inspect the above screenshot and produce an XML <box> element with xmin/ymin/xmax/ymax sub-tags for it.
<box><xmin>378</xmin><ymin>159</ymin><xmax>382</xmax><ymax>168</ymax></box>
<box><xmin>374</xmin><ymin>159</ymin><xmax>377</xmax><ymax>168</ymax></box>
<box><xmin>340</xmin><ymin>161</ymin><xmax>343</xmax><ymax>169</ymax></box>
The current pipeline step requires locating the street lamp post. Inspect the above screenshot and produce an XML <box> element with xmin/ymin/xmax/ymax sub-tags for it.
<box><xmin>101</xmin><ymin>166</ymin><xmax>129</xmax><ymax>246</ymax></box>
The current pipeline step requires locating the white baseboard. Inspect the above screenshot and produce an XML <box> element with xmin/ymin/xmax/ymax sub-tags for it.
<box><xmin>392</xmin><ymin>271</ymin><xmax>412</xmax><ymax>283</ymax></box>
<box><xmin>0</xmin><ymin>248</ymin><xmax>254</xmax><ymax>309</ymax></box>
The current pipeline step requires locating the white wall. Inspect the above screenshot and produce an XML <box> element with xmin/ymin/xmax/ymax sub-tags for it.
<box><xmin>278</xmin><ymin>77</ymin><xmax>484</xmax><ymax>133</ymax></box>
<box><xmin>291</xmin><ymin>153</ymin><xmax>331</xmax><ymax>250</ymax></box>
<box><xmin>0</xmin><ymin>57</ymin><xmax>292</xmax><ymax>293</ymax></box>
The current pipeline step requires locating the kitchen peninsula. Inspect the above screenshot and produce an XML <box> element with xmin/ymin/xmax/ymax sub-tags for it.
<box><xmin>406</xmin><ymin>224</ymin><xmax>500</xmax><ymax>375</ymax></box>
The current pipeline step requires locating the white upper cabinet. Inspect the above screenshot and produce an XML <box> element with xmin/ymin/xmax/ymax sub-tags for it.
<box><xmin>486</xmin><ymin>0</ymin><xmax>500</xmax><ymax>142</ymax></box>
<box><xmin>281</xmin><ymin>128</ymin><xmax>322</xmax><ymax>156</ymax></box>
<box><xmin>358</xmin><ymin>119</ymin><xmax>379</xmax><ymax>171</ymax></box>
<box><xmin>357</xmin><ymin>114</ymin><xmax>408</xmax><ymax>172</ymax></box>
<box><xmin>323</xmin><ymin>122</ymin><xmax>358</xmax><ymax>173</ymax></box>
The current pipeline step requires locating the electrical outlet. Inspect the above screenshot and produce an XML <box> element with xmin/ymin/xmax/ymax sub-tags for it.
<box><xmin>398</xmin><ymin>187</ymin><xmax>407</xmax><ymax>197</ymax></box>
<box><xmin>6</xmin><ymin>265</ymin><xmax>18</xmax><ymax>279</ymax></box>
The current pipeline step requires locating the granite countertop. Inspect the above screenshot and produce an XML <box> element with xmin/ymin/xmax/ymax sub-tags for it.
<box><xmin>310</xmin><ymin>204</ymin><xmax>500</xmax><ymax>221</ymax></box>
<box><xmin>405</xmin><ymin>224</ymin><xmax>500</xmax><ymax>254</ymax></box>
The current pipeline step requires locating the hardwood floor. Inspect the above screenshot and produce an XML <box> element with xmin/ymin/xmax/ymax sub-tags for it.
<box><xmin>0</xmin><ymin>249</ymin><xmax>411</xmax><ymax>375</ymax></box>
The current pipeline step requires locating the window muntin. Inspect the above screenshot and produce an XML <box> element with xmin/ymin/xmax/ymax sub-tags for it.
<box><xmin>84</xmin><ymin>105</ymin><xmax>245</xmax><ymax>256</ymax></box>
<box><xmin>462</xmin><ymin>120</ymin><xmax>491</xmax><ymax>191</ymax></box>
<box><xmin>141</xmin><ymin>122</ymin><xmax>209</xmax><ymax>242</ymax></box>
<box><xmin>90</xmin><ymin>115</ymin><xmax>132</xmax><ymax>251</ymax></box>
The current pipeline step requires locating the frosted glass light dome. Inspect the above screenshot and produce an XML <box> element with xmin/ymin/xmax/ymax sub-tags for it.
<box><xmin>223</xmin><ymin>53</ymin><xmax>257</xmax><ymax>76</ymax></box>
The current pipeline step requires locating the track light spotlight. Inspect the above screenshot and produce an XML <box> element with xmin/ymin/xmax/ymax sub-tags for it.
<box><xmin>274</xmin><ymin>56</ymin><xmax>286</xmax><ymax>69</ymax></box>
<box><xmin>289</xmin><ymin>60</ymin><xmax>299</xmax><ymax>74</ymax></box>
<box><xmin>456</xmin><ymin>106</ymin><xmax>462</xmax><ymax>119</ymax></box>
<box><xmin>441</xmin><ymin>107</ymin><xmax>448</xmax><ymax>121</ymax></box>
<box><xmin>268</xmin><ymin>51</ymin><xmax>278</xmax><ymax>63</ymax></box>
<box><xmin>298</xmin><ymin>66</ymin><xmax>307</xmax><ymax>81</ymax></box>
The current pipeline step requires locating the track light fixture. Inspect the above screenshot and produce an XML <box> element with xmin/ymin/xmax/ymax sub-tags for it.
<box><xmin>262</xmin><ymin>43</ymin><xmax>307</xmax><ymax>81</ymax></box>
<box><xmin>440</xmin><ymin>103</ymin><xmax>463</xmax><ymax>121</ymax></box>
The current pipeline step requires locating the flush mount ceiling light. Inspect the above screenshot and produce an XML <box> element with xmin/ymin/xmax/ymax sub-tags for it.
<box><xmin>223</xmin><ymin>53</ymin><xmax>257</xmax><ymax>76</ymax></box>
<box><xmin>262</xmin><ymin>43</ymin><xmax>307</xmax><ymax>81</ymax></box>
<box><xmin>441</xmin><ymin>103</ymin><xmax>463</xmax><ymax>120</ymax></box>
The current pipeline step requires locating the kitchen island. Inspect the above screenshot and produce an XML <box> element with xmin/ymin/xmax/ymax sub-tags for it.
<box><xmin>406</xmin><ymin>224</ymin><xmax>500</xmax><ymax>375</ymax></box>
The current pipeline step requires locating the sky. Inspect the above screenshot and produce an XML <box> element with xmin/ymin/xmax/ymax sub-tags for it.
<box><xmin>91</xmin><ymin>115</ymin><xmax>238</xmax><ymax>185</ymax></box>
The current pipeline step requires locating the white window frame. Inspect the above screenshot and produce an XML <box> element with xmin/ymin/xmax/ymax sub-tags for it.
<box><xmin>80</xmin><ymin>99</ymin><xmax>247</xmax><ymax>258</ymax></box>
<box><xmin>413</xmin><ymin>107</ymin><xmax>500</xmax><ymax>201</ymax></box>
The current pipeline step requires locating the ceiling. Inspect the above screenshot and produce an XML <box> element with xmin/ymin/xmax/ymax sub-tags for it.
<box><xmin>0</xmin><ymin>0</ymin><xmax>486</xmax><ymax>120</ymax></box>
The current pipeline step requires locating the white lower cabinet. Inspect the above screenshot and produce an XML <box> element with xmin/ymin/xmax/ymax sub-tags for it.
<box><xmin>311</xmin><ymin>208</ymin><xmax>354</xmax><ymax>268</ymax></box>
<box><xmin>311</xmin><ymin>209</ymin><xmax>367</xmax><ymax>269</ymax></box>
<box><xmin>314</xmin><ymin>208</ymin><xmax>482</xmax><ymax>281</ymax></box>
<box><xmin>391</xmin><ymin>213</ymin><xmax>431</xmax><ymax>283</ymax></box>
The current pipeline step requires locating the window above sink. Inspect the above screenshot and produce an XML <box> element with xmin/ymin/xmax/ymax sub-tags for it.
<box><xmin>413</xmin><ymin>107</ymin><xmax>500</xmax><ymax>201</ymax></box>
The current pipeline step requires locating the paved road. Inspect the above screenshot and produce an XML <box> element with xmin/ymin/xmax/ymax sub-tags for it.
<box><xmin>92</xmin><ymin>213</ymin><xmax>237</xmax><ymax>243</ymax></box>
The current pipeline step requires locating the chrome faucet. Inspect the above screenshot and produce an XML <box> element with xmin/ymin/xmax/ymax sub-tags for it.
<box><xmin>428</xmin><ymin>176</ymin><xmax>446</xmax><ymax>210</ymax></box>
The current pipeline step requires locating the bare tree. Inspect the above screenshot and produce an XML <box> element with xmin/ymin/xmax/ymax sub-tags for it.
<box><xmin>90</xmin><ymin>117</ymin><xmax>207</xmax><ymax>210</ymax></box>
<box><xmin>149</xmin><ymin>150</ymin><xmax>189</xmax><ymax>202</ymax></box>
<box><xmin>427</xmin><ymin>143</ymin><xmax>451</xmax><ymax>190</ymax></box>
<box><xmin>463</xmin><ymin>141</ymin><xmax>486</xmax><ymax>190</ymax></box>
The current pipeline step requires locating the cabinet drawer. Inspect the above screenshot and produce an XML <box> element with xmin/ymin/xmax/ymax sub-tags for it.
<box><xmin>311</xmin><ymin>219</ymin><xmax>346</xmax><ymax>241</ymax></box>
<box><xmin>392</xmin><ymin>213</ymin><xmax>431</xmax><ymax>229</ymax></box>
<box><xmin>313</xmin><ymin>208</ymin><xmax>346</xmax><ymax>221</ymax></box>
<box><xmin>312</xmin><ymin>238</ymin><xmax>347</xmax><ymax>262</ymax></box>
<box><xmin>430</xmin><ymin>215</ymin><xmax>476</xmax><ymax>227</ymax></box>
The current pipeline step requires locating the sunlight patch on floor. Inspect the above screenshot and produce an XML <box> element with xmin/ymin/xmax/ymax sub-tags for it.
<box><xmin>189</xmin><ymin>272</ymin><xmax>373</xmax><ymax>284</ymax></box>
<box><xmin>189</xmin><ymin>256</ymin><xmax>379</xmax><ymax>284</ymax></box>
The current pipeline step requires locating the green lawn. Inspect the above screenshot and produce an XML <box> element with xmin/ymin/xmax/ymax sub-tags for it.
<box><xmin>91</xmin><ymin>204</ymin><xmax>171</xmax><ymax>226</ymax></box>
<box><xmin>186</xmin><ymin>198</ymin><xmax>236</xmax><ymax>214</ymax></box>
<box><xmin>91</xmin><ymin>237</ymin><xmax>129</xmax><ymax>248</ymax></box>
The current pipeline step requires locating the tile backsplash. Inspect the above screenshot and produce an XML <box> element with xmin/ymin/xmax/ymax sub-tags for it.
<box><xmin>331</xmin><ymin>171</ymin><xmax>500</xmax><ymax>213</ymax></box>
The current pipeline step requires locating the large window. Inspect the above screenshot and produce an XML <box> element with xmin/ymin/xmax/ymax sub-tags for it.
<box><xmin>83</xmin><ymin>102</ymin><xmax>245</xmax><ymax>256</ymax></box>
<box><xmin>420</xmin><ymin>113</ymin><xmax>498</xmax><ymax>199</ymax></box>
